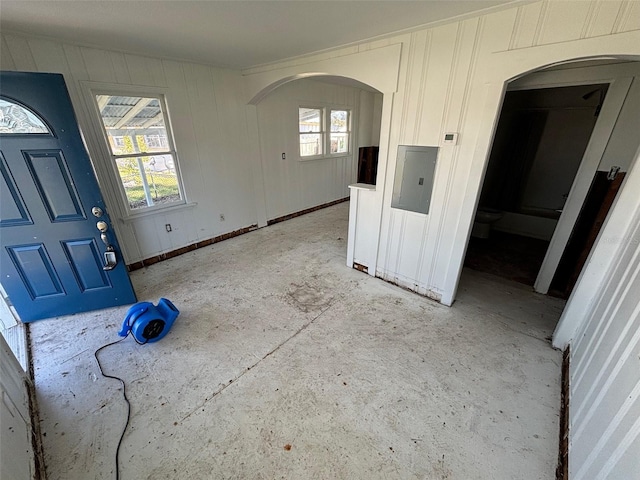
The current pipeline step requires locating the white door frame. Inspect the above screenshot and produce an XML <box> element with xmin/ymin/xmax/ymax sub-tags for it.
<box><xmin>504</xmin><ymin>63</ymin><xmax>637</xmax><ymax>294</ymax></box>
<box><xmin>0</xmin><ymin>334</ymin><xmax>34</xmax><ymax>479</ymax></box>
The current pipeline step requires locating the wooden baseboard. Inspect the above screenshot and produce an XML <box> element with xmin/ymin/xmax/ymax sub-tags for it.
<box><xmin>127</xmin><ymin>224</ymin><xmax>258</xmax><ymax>271</ymax></box>
<box><xmin>556</xmin><ymin>346</ymin><xmax>570</xmax><ymax>480</ymax></box>
<box><xmin>127</xmin><ymin>197</ymin><xmax>350</xmax><ymax>271</ymax></box>
<box><xmin>267</xmin><ymin>197</ymin><xmax>349</xmax><ymax>226</ymax></box>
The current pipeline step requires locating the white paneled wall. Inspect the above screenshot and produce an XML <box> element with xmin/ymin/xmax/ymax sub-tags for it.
<box><xmin>566</xmin><ymin>147</ymin><xmax>640</xmax><ymax>479</ymax></box>
<box><xmin>256</xmin><ymin>79</ymin><xmax>378</xmax><ymax>220</ymax></box>
<box><xmin>341</xmin><ymin>0</ymin><xmax>639</xmax><ymax>304</ymax></box>
<box><xmin>243</xmin><ymin>1</ymin><xmax>639</xmax><ymax>304</ymax></box>
<box><xmin>2</xmin><ymin>0</ymin><xmax>640</xmax><ymax>477</ymax></box>
<box><xmin>0</xmin><ymin>34</ymin><xmax>257</xmax><ymax>264</ymax></box>
<box><xmin>0</xmin><ymin>33</ymin><xmax>382</xmax><ymax>263</ymax></box>
<box><xmin>244</xmin><ymin>4</ymin><xmax>640</xmax><ymax>476</ymax></box>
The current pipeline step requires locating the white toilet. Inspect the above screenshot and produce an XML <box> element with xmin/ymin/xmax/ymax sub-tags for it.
<box><xmin>472</xmin><ymin>207</ymin><xmax>503</xmax><ymax>239</ymax></box>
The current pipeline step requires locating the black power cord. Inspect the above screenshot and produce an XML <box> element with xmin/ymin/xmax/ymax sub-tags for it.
<box><xmin>94</xmin><ymin>313</ymin><xmax>153</xmax><ymax>479</ymax></box>
<box><xmin>94</xmin><ymin>336</ymin><xmax>131</xmax><ymax>480</ymax></box>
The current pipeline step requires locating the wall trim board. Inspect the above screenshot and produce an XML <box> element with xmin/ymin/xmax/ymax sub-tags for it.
<box><xmin>126</xmin><ymin>224</ymin><xmax>258</xmax><ymax>271</ymax></box>
<box><xmin>244</xmin><ymin>43</ymin><xmax>402</xmax><ymax>104</ymax></box>
<box><xmin>534</xmin><ymin>76</ymin><xmax>633</xmax><ymax>294</ymax></box>
<box><xmin>126</xmin><ymin>198</ymin><xmax>350</xmax><ymax>271</ymax></box>
<box><xmin>441</xmin><ymin>34</ymin><xmax>640</xmax><ymax>307</ymax></box>
<box><xmin>266</xmin><ymin>197</ymin><xmax>349</xmax><ymax>226</ymax></box>
<box><xmin>557</xmin><ymin>345</ymin><xmax>570</xmax><ymax>480</ymax></box>
<box><xmin>554</xmin><ymin>142</ymin><xmax>640</xmax><ymax>349</ymax></box>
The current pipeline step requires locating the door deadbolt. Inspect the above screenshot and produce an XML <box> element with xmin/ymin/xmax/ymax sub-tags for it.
<box><xmin>91</xmin><ymin>206</ymin><xmax>104</xmax><ymax>217</ymax></box>
<box><xmin>97</xmin><ymin>221</ymin><xmax>109</xmax><ymax>233</ymax></box>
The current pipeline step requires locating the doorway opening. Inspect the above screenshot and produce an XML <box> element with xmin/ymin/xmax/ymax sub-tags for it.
<box><xmin>463</xmin><ymin>62</ymin><xmax>638</xmax><ymax>301</ymax></box>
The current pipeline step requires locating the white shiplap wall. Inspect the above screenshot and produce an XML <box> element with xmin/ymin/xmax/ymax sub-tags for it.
<box><xmin>2</xmin><ymin>1</ymin><xmax>640</xmax><ymax>477</ymax></box>
<box><xmin>242</xmin><ymin>1</ymin><xmax>640</xmax><ymax>477</ymax></box>
<box><xmin>0</xmin><ymin>33</ymin><xmax>258</xmax><ymax>263</ymax></box>
<box><xmin>376</xmin><ymin>0</ymin><xmax>640</xmax><ymax>303</ymax></box>
<box><xmin>0</xmin><ymin>33</ymin><xmax>382</xmax><ymax>263</ymax></box>
<box><xmin>256</xmin><ymin>78</ymin><xmax>378</xmax><ymax>220</ymax></box>
<box><xmin>566</xmin><ymin>144</ymin><xmax>640</xmax><ymax>479</ymax></box>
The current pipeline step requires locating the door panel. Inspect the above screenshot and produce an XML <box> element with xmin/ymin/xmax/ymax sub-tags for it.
<box><xmin>0</xmin><ymin>72</ymin><xmax>136</xmax><ymax>322</ymax></box>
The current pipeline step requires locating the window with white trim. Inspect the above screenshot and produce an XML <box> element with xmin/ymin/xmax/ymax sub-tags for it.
<box><xmin>330</xmin><ymin>109</ymin><xmax>350</xmax><ymax>154</ymax></box>
<box><xmin>299</xmin><ymin>107</ymin><xmax>323</xmax><ymax>157</ymax></box>
<box><xmin>299</xmin><ymin>106</ymin><xmax>351</xmax><ymax>158</ymax></box>
<box><xmin>94</xmin><ymin>94</ymin><xmax>184</xmax><ymax>212</ymax></box>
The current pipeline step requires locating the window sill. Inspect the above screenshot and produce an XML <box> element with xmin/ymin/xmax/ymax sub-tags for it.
<box><xmin>299</xmin><ymin>152</ymin><xmax>352</xmax><ymax>162</ymax></box>
<box><xmin>121</xmin><ymin>201</ymin><xmax>198</xmax><ymax>223</ymax></box>
<box><xmin>349</xmin><ymin>183</ymin><xmax>376</xmax><ymax>191</ymax></box>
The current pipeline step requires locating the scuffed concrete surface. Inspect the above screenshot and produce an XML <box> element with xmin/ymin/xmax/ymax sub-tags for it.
<box><xmin>29</xmin><ymin>202</ymin><xmax>564</xmax><ymax>479</ymax></box>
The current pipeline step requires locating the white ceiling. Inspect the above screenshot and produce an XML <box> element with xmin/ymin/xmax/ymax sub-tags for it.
<box><xmin>1</xmin><ymin>0</ymin><xmax>528</xmax><ymax>70</ymax></box>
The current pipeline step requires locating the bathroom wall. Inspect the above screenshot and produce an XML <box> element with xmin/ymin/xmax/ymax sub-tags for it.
<box><xmin>492</xmin><ymin>66</ymin><xmax>640</xmax><ymax>243</ymax></box>
<box><xmin>481</xmin><ymin>84</ymin><xmax>604</xmax><ymax>240</ymax></box>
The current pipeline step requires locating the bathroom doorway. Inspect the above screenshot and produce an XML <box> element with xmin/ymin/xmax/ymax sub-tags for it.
<box><xmin>464</xmin><ymin>83</ymin><xmax>608</xmax><ymax>297</ymax></box>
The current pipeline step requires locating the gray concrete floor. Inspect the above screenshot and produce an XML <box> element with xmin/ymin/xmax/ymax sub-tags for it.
<box><xmin>29</xmin><ymin>202</ymin><xmax>565</xmax><ymax>480</ymax></box>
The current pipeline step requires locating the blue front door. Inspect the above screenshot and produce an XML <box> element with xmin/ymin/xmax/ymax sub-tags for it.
<box><xmin>0</xmin><ymin>72</ymin><xmax>137</xmax><ymax>322</ymax></box>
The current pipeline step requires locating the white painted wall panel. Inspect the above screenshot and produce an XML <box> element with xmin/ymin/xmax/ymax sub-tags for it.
<box><xmin>255</xmin><ymin>78</ymin><xmax>375</xmax><ymax>220</ymax></box>
<box><xmin>599</xmin><ymin>77</ymin><xmax>640</xmax><ymax>172</ymax></box>
<box><xmin>61</xmin><ymin>44</ymin><xmax>90</xmax><ymax>81</ymax></box>
<box><xmin>538</xmin><ymin>1</ymin><xmax>593</xmax><ymax>45</ymax></box>
<box><xmin>211</xmin><ymin>69</ymin><xmax>256</xmax><ymax>225</ymax></box>
<box><xmin>0</xmin><ymin>334</ymin><xmax>34</xmax><ymax>480</ymax></box>
<box><xmin>81</xmin><ymin>46</ymin><xmax>118</xmax><ymax>82</ymax></box>
<box><xmin>3</xmin><ymin>35</ymin><xmax>36</xmax><ymax>71</ymax></box>
<box><xmin>352</xmin><ymin>190</ymin><xmax>378</xmax><ymax>267</ymax></box>
<box><xmin>0</xmin><ymin>36</ymin><xmax>16</xmax><ymax>70</ymax></box>
<box><xmin>619</xmin><ymin>0</ymin><xmax>640</xmax><ymax>32</ymax></box>
<box><xmin>108</xmin><ymin>51</ymin><xmax>131</xmax><ymax>84</ymax></box>
<box><xmin>396</xmin><ymin>212</ymin><xmax>427</xmax><ymax>285</ymax></box>
<box><xmin>381</xmin><ymin>209</ymin><xmax>405</xmax><ymax>279</ymax></box>
<box><xmin>589</xmin><ymin>1</ymin><xmax>625</xmax><ymax>38</ymax></box>
<box><xmin>1</xmin><ymin>32</ymin><xmax>259</xmax><ymax>263</ymax></box>
<box><xmin>509</xmin><ymin>2</ymin><xmax>546</xmax><ymax>50</ymax></box>
<box><xmin>567</xmin><ymin>210</ymin><xmax>640</xmax><ymax>479</ymax></box>
<box><xmin>409</xmin><ymin>24</ymin><xmax>458</xmax><ymax>146</ymax></box>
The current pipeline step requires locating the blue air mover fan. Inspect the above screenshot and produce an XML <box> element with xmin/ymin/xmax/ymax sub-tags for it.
<box><xmin>119</xmin><ymin>298</ymin><xmax>179</xmax><ymax>344</ymax></box>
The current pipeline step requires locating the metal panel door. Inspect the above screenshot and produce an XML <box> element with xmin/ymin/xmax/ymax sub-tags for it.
<box><xmin>0</xmin><ymin>72</ymin><xmax>136</xmax><ymax>322</ymax></box>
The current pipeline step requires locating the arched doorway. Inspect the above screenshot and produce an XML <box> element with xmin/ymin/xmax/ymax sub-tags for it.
<box><xmin>464</xmin><ymin>59</ymin><xmax>640</xmax><ymax>299</ymax></box>
<box><xmin>250</xmin><ymin>75</ymin><xmax>384</xmax><ymax>224</ymax></box>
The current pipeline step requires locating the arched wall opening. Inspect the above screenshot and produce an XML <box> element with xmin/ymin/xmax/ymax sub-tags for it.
<box><xmin>464</xmin><ymin>59</ymin><xmax>639</xmax><ymax>291</ymax></box>
<box><xmin>242</xmin><ymin>43</ymin><xmax>401</xmax><ymax>247</ymax></box>
<box><xmin>249</xmin><ymin>74</ymin><xmax>384</xmax><ymax>224</ymax></box>
<box><xmin>449</xmin><ymin>54</ymin><xmax>640</xmax><ymax>349</ymax></box>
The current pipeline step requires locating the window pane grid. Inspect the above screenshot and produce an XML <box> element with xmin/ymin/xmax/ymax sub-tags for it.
<box><xmin>299</xmin><ymin>107</ymin><xmax>322</xmax><ymax>133</ymax></box>
<box><xmin>330</xmin><ymin>133</ymin><xmax>349</xmax><ymax>154</ymax></box>
<box><xmin>115</xmin><ymin>155</ymin><xmax>180</xmax><ymax>210</ymax></box>
<box><xmin>298</xmin><ymin>107</ymin><xmax>351</xmax><ymax>158</ymax></box>
<box><xmin>300</xmin><ymin>133</ymin><xmax>323</xmax><ymax>156</ymax></box>
<box><xmin>95</xmin><ymin>94</ymin><xmax>183</xmax><ymax>211</ymax></box>
<box><xmin>330</xmin><ymin>110</ymin><xmax>349</xmax><ymax>133</ymax></box>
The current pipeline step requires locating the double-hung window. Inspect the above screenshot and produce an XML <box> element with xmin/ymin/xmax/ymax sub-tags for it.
<box><xmin>299</xmin><ymin>107</ymin><xmax>351</xmax><ymax>158</ymax></box>
<box><xmin>94</xmin><ymin>94</ymin><xmax>184</xmax><ymax>212</ymax></box>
